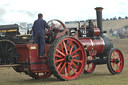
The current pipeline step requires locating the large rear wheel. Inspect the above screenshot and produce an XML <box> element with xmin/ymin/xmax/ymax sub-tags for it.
<box><xmin>48</xmin><ymin>36</ymin><xmax>86</xmax><ymax>80</ymax></box>
<box><xmin>107</xmin><ymin>48</ymin><xmax>124</xmax><ymax>75</ymax></box>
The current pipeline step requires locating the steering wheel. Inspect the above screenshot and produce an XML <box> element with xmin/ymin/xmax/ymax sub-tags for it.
<box><xmin>45</xmin><ymin>19</ymin><xmax>66</xmax><ymax>43</ymax></box>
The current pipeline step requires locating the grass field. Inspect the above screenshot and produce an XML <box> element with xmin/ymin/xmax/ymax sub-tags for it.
<box><xmin>0</xmin><ymin>38</ymin><xmax>128</xmax><ymax>85</ymax></box>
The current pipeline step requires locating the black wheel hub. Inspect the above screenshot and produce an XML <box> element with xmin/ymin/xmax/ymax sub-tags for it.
<box><xmin>66</xmin><ymin>55</ymin><xmax>73</xmax><ymax>62</ymax></box>
<box><xmin>116</xmin><ymin>59</ymin><xmax>120</xmax><ymax>64</ymax></box>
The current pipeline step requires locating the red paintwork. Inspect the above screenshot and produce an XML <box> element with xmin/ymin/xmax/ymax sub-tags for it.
<box><xmin>89</xmin><ymin>51</ymin><xmax>97</xmax><ymax>56</ymax></box>
<box><xmin>16</xmin><ymin>44</ymin><xmax>51</xmax><ymax>73</ymax></box>
<box><xmin>79</xmin><ymin>37</ymin><xmax>104</xmax><ymax>55</ymax></box>
<box><xmin>93</xmin><ymin>27</ymin><xmax>100</xmax><ymax>36</ymax></box>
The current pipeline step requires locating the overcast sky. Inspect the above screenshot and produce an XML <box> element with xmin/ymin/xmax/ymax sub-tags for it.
<box><xmin>0</xmin><ymin>0</ymin><xmax>128</xmax><ymax>25</ymax></box>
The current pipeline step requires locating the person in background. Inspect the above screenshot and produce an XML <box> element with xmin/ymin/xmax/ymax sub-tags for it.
<box><xmin>32</xmin><ymin>13</ymin><xmax>49</xmax><ymax>57</ymax></box>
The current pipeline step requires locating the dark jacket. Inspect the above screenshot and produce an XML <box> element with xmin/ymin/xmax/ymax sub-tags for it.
<box><xmin>32</xmin><ymin>18</ymin><xmax>49</xmax><ymax>36</ymax></box>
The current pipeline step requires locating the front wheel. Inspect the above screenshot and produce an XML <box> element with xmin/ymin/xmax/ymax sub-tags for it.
<box><xmin>84</xmin><ymin>56</ymin><xmax>96</xmax><ymax>74</ymax></box>
<box><xmin>48</xmin><ymin>36</ymin><xmax>86</xmax><ymax>80</ymax></box>
<box><xmin>107</xmin><ymin>48</ymin><xmax>124</xmax><ymax>75</ymax></box>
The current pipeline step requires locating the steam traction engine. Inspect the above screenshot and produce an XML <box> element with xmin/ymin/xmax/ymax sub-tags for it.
<box><xmin>0</xmin><ymin>7</ymin><xmax>124</xmax><ymax>81</ymax></box>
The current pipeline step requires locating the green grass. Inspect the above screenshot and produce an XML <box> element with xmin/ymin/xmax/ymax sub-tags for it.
<box><xmin>0</xmin><ymin>68</ymin><xmax>128</xmax><ymax>85</ymax></box>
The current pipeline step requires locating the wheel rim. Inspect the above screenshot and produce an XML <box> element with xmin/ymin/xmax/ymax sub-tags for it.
<box><xmin>85</xmin><ymin>56</ymin><xmax>96</xmax><ymax>73</ymax></box>
<box><xmin>28</xmin><ymin>72</ymin><xmax>52</xmax><ymax>79</ymax></box>
<box><xmin>48</xmin><ymin>19</ymin><xmax>66</xmax><ymax>30</ymax></box>
<box><xmin>110</xmin><ymin>50</ymin><xmax>124</xmax><ymax>73</ymax></box>
<box><xmin>47</xmin><ymin>19</ymin><xmax>66</xmax><ymax>34</ymax></box>
<box><xmin>46</xmin><ymin>19</ymin><xmax>66</xmax><ymax>43</ymax></box>
<box><xmin>54</xmin><ymin>37</ymin><xmax>85</xmax><ymax>80</ymax></box>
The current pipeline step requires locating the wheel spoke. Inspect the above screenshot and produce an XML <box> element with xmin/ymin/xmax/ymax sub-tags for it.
<box><xmin>69</xmin><ymin>44</ymin><xmax>74</xmax><ymax>55</ymax></box>
<box><xmin>62</xmin><ymin>41</ymin><xmax>68</xmax><ymax>55</ymax></box>
<box><xmin>55</xmin><ymin>54</ymin><xmax>63</xmax><ymax>58</ymax></box>
<box><xmin>116</xmin><ymin>64</ymin><xmax>119</xmax><ymax>69</ymax></box>
<box><xmin>56</xmin><ymin>49</ymin><xmax>66</xmax><ymax>56</ymax></box>
<box><xmin>60</xmin><ymin>43</ymin><xmax>64</xmax><ymax>53</ymax></box>
<box><xmin>72</xmin><ymin>61</ymin><xmax>78</xmax><ymax>69</ymax></box>
<box><xmin>68</xmin><ymin>64</ymin><xmax>70</xmax><ymax>77</ymax></box>
<box><xmin>72</xmin><ymin>54</ymin><xmax>79</xmax><ymax>58</ymax></box>
<box><xmin>72</xmin><ymin>59</ymin><xmax>82</xmax><ymax>63</ymax></box>
<box><xmin>57</xmin><ymin>62</ymin><xmax>63</xmax><ymax>69</ymax></box>
<box><xmin>111</xmin><ymin>62</ymin><xmax>116</xmax><ymax>68</ymax></box>
<box><xmin>55</xmin><ymin>59</ymin><xmax>65</xmax><ymax>63</ymax></box>
<box><xmin>112</xmin><ymin>62</ymin><xmax>116</xmax><ymax>66</ymax></box>
<box><xmin>8</xmin><ymin>47</ymin><xmax>14</xmax><ymax>52</ymax></box>
<box><xmin>67</xmin><ymin>40</ymin><xmax>72</xmax><ymax>51</ymax></box>
<box><xmin>71</xmin><ymin>48</ymin><xmax>80</xmax><ymax>55</ymax></box>
<box><xmin>59</xmin><ymin>62</ymin><xmax>66</xmax><ymax>73</ymax></box>
<box><xmin>117</xmin><ymin>54</ymin><xmax>120</xmax><ymax>59</ymax></box>
<box><xmin>65</xmin><ymin>66</ymin><xmax>68</xmax><ymax>77</ymax></box>
<box><xmin>10</xmin><ymin>47</ymin><xmax>15</xmax><ymax>54</ymax></box>
<box><xmin>70</xmin><ymin>65</ymin><xmax>77</xmax><ymax>74</ymax></box>
<box><xmin>5</xmin><ymin>43</ymin><xmax>9</xmax><ymax>51</ymax></box>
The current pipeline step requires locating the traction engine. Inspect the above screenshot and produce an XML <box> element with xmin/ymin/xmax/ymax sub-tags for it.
<box><xmin>0</xmin><ymin>7</ymin><xmax>124</xmax><ymax>81</ymax></box>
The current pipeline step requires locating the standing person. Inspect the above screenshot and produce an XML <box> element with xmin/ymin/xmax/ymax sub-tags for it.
<box><xmin>32</xmin><ymin>13</ymin><xmax>49</xmax><ymax>57</ymax></box>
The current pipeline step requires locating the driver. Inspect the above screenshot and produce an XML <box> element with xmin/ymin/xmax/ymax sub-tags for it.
<box><xmin>32</xmin><ymin>13</ymin><xmax>49</xmax><ymax>57</ymax></box>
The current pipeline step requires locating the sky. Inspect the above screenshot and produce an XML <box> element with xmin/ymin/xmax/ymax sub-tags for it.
<box><xmin>0</xmin><ymin>0</ymin><xmax>128</xmax><ymax>25</ymax></box>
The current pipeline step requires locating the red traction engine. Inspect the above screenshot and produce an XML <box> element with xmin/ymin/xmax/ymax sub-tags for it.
<box><xmin>0</xmin><ymin>7</ymin><xmax>124</xmax><ymax>81</ymax></box>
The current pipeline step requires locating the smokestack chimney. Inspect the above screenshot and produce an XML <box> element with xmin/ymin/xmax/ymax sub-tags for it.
<box><xmin>95</xmin><ymin>7</ymin><xmax>103</xmax><ymax>35</ymax></box>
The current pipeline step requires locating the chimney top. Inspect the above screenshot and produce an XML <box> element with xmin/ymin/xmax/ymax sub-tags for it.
<box><xmin>95</xmin><ymin>7</ymin><xmax>103</xmax><ymax>11</ymax></box>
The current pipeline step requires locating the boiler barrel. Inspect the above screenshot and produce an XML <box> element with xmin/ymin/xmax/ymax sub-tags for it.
<box><xmin>79</xmin><ymin>38</ymin><xmax>105</xmax><ymax>54</ymax></box>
